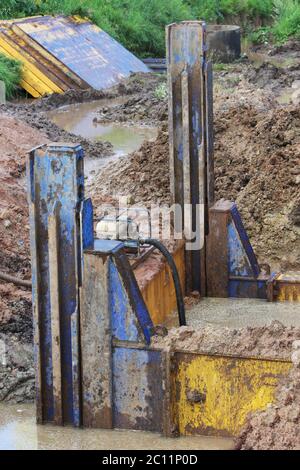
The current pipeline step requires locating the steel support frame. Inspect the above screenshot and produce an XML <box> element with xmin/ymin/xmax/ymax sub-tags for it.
<box><xmin>166</xmin><ymin>21</ymin><xmax>214</xmax><ymax>295</ymax></box>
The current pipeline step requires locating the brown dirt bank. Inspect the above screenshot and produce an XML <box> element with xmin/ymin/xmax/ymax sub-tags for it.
<box><xmin>90</xmin><ymin>104</ymin><xmax>300</xmax><ymax>271</ymax></box>
<box><xmin>0</xmin><ymin>115</ymin><xmax>44</xmax><ymax>326</ymax></box>
<box><xmin>236</xmin><ymin>343</ymin><xmax>300</xmax><ymax>450</ymax></box>
<box><xmin>152</xmin><ymin>321</ymin><xmax>300</xmax><ymax>361</ymax></box>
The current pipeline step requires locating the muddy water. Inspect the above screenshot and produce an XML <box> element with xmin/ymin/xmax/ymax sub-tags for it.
<box><xmin>48</xmin><ymin>99</ymin><xmax>157</xmax><ymax>183</ymax></box>
<box><xmin>0</xmin><ymin>404</ymin><xmax>234</xmax><ymax>450</ymax></box>
<box><xmin>163</xmin><ymin>297</ymin><xmax>300</xmax><ymax>331</ymax></box>
<box><xmin>186</xmin><ymin>298</ymin><xmax>300</xmax><ymax>330</ymax></box>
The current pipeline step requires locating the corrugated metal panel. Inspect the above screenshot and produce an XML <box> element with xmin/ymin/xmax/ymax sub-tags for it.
<box><xmin>0</xmin><ymin>15</ymin><xmax>149</xmax><ymax>97</ymax></box>
<box><xmin>18</xmin><ymin>15</ymin><xmax>149</xmax><ymax>90</ymax></box>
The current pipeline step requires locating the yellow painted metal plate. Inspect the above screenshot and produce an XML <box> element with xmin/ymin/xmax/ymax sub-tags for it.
<box><xmin>276</xmin><ymin>271</ymin><xmax>300</xmax><ymax>302</ymax></box>
<box><xmin>173</xmin><ymin>352</ymin><xmax>291</xmax><ymax>437</ymax></box>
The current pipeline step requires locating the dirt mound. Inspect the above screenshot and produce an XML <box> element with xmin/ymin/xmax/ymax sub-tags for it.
<box><xmin>90</xmin><ymin>104</ymin><xmax>300</xmax><ymax>270</ymax></box>
<box><xmin>95</xmin><ymin>74</ymin><xmax>167</xmax><ymax>125</ymax></box>
<box><xmin>215</xmin><ymin>104</ymin><xmax>300</xmax><ymax>270</ymax></box>
<box><xmin>0</xmin><ymin>115</ymin><xmax>41</xmax><ymax>329</ymax></box>
<box><xmin>152</xmin><ymin>321</ymin><xmax>300</xmax><ymax>360</ymax></box>
<box><xmin>236</xmin><ymin>342</ymin><xmax>300</xmax><ymax>450</ymax></box>
<box><xmin>88</xmin><ymin>124</ymin><xmax>170</xmax><ymax>210</ymax></box>
<box><xmin>1</xmin><ymin>102</ymin><xmax>113</xmax><ymax>160</ymax></box>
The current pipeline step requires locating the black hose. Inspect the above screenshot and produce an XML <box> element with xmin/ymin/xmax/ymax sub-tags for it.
<box><xmin>140</xmin><ymin>238</ymin><xmax>186</xmax><ymax>326</ymax></box>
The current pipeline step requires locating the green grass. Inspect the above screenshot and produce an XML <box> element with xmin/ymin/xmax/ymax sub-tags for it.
<box><xmin>0</xmin><ymin>1</ymin><xmax>298</xmax><ymax>99</ymax></box>
<box><xmin>0</xmin><ymin>54</ymin><xmax>22</xmax><ymax>99</ymax></box>
<box><xmin>187</xmin><ymin>0</ymin><xmax>274</xmax><ymax>28</ymax></box>
<box><xmin>0</xmin><ymin>0</ymin><xmax>299</xmax><ymax>57</ymax></box>
<box><xmin>272</xmin><ymin>0</ymin><xmax>300</xmax><ymax>42</ymax></box>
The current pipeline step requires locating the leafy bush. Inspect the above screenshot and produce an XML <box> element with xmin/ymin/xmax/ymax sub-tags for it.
<box><xmin>272</xmin><ymin>0</ymin><xmax>300</xmax><ymax>42</ymax></box>
<box><xmin>0</xmin><ymin>54</ymin><xmax>22</xmax><ymax>98</ymax></box>
<box><xmin>0</xmin><ymin>0</ymin><xmax>39</xmax><ymax>18</ymax></box>
<box><xmin>0</xmin><ymin>0</ymin><xmax>299</xmax><ymax>56</ymax></box>
<box><xmin>154</xmin><ymin>82</ymin><xmax>168</xmax><ymax>100</ymax></box>
<box><xmin>187</xmin><ymin>0</ymin><xmax>274</xmax><ymax>25</ymax></box>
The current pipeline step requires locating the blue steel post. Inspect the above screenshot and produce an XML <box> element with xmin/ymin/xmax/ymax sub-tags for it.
<box><xmin>166</xmin><ymin>21</ymin><xmax>214</xmax><ymax>295</ymax></box>
<box><xmin>27</xmin><ymin>142</ymin><xmax>87</xmax><ymax>426</ymax></box>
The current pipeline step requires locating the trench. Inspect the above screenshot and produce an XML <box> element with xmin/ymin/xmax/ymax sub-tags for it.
<box><xmin>0</xmin><ymin>404</ymin><xmax>234</xmax><ymax>450</ymax></box>
<box><xmin>47</xmin><ymin>98</ymin><xmax>158</xmax><ymax>184</ymax></box>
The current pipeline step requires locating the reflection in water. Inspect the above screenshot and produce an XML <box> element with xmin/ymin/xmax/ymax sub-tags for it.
<box><xmin>0</xmin><ymin>404</ymin><xmax>234</xmax><ymax>450</ymax></box>
<box><xmin>48</xmin><ymin>99</ymin><xmax>158</xmax><ymax>184</ymax></box>
<box><xmin>48</xmin><ymin>99</ymin><xmax>158</xmax><ymax>157</ymax></box>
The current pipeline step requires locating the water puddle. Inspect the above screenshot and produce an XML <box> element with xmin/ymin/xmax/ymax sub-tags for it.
<box><xmin>164</xmin><ymin>297</ymin><xmax>300</xmax><ymax>330</ymax></box>
<box><xmin>48</xmin><ymin>99</ymin><xmax>158</xmax><ymax>183</ymax></box>
<box><xmin>0</xmin><ymin>403</ymin><xmax>234</xmax><ymax>450</ymax></box>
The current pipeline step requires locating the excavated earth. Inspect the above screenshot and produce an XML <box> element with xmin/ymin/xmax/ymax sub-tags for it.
<box><xmin>0</xmin><ymin>41</ymin><xmax>299</xmax><ymax>446</ymax></box>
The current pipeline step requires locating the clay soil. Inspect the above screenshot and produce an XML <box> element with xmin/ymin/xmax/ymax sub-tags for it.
<box><xmin>0</xmin><ymin>40</ymin><xmax>299</xmax><ymax>439</ymax></box>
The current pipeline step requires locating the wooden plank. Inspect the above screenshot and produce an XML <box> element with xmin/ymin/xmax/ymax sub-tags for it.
<box><xmin>80</xmin><ymin>252</ymin><xmax>113</xmax><ymax>428</ymax></box>
<box><xmin>48</xmin><ymin>207</ymin><xmax>63</xmax><ymax>425</ymax></box>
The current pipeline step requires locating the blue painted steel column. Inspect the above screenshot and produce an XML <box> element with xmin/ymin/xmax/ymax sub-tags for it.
<box><xmin>27</xmin><ymin>143</ymin><xmax>91</xmax><ymax>426</ymax></box>
<box><xmin>166</xmin><ymin>21</ymin><xmax>214</xmax><ymax>295</ymax></box>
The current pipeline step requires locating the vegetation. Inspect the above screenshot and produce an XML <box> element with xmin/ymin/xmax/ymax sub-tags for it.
<box><xmin>272</xmin><ymin>0</ymin><xmax>300</xmax><ymax>42</ymax></box>
<box><xmin>0</xmin><ymin>0</ymin><xmax>299</xmax><ymax>96</ymax></box>
<box><xmin>0</xmin><ymin>1</ymin><xmax>299</xmax><ymax>56</ymax></box>
<box><xmin>0</xmin><ymin>54</ymin><xmax>22</xmax><ymax>99</ymax></box>
<box><xmin>154</xmin><ymin>83</ymin><xmax>168</xmax><ymax>100</ymax></box>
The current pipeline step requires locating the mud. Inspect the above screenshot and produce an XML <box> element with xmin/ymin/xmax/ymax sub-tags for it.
<box><xmin>0</xmin><ymin>40</ymin><xmax>299</xmax><ymax>438</ymax></box>
<box><xmin>0</xmin><ymin>115</ymin><xmax>44</xmax><ymax>322</ymax></box>
<box><xmin>152</xmin><ymin>321</ymin><xmax>300</xmax><ymax>361</ymax></box>
<box><xmin>0</xmin><ymin>404</ymin><xmax>234</xmax><ymax>450</ymax></box>
<box><xmin>90</xmin><ymin>104</ymin><xmax>300</xmax><ymax>270</ymax></box>
<box><xmin>236</xmin><ymin>341</ymin><xmax>300</xmax><ymax>450</ymax></box>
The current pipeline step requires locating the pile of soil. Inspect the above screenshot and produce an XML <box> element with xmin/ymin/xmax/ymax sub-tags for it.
<box><xmin>95</xmin><ymin>73</ymin><xmax>168</xmax><ymax>125</ymax></box>
<box><xmin>215</xmin><ymin>104</ymin><xmax>300</xmax><ymax>270</ymax></box>
<box><xmin>152</xmin><ymin>321</ymin><xmax>300</xmax><ymax>360</ymax></box>
<box><xmin>0</xmin><ymin>115</ymin><xmax>38</xmax><ymax>403</ymax></box>
<box><xmin>0</xmin><ymin>115</ymin><xmax>44</xmax><ymax>324</ymax></box>
<box><xmin>88</xmin><ymin>124</ymin><xmax>170</xmax><ymax>210</ymax></box>
<box><xmin>0</xmin><ymin>90</ymin><xmax>113</xmax><ymax>158</ymax></box>
<box><xmin>236</xmin><ymin>343</ymin><xmax>300</xmax><ymax>450</ymax></box>
<box><xmin>90</xmin><ymin>104</ymin><xmax>300</xmax><ymax>270</ymax></box>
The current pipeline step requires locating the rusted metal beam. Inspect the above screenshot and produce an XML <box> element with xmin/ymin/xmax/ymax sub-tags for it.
<box><xmin>80</xmin><ymin>250</ymin><xmax>113</xmax><ymax>429</ymax></box>
<box><xmin>27</xmin><ymin>142</ymin><xmax>86</xmax><ymax>426</ymax></box>
<box><xmin>166</xmin><ymin>21</ymin><xmax>215</xmax><ymax>295</ymax></box>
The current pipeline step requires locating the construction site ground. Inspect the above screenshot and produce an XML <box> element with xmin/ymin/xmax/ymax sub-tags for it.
<box><xmin>0</xmin><ymin>40</ymin><xmax>299</xmax><ymax>449</ymax></box>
